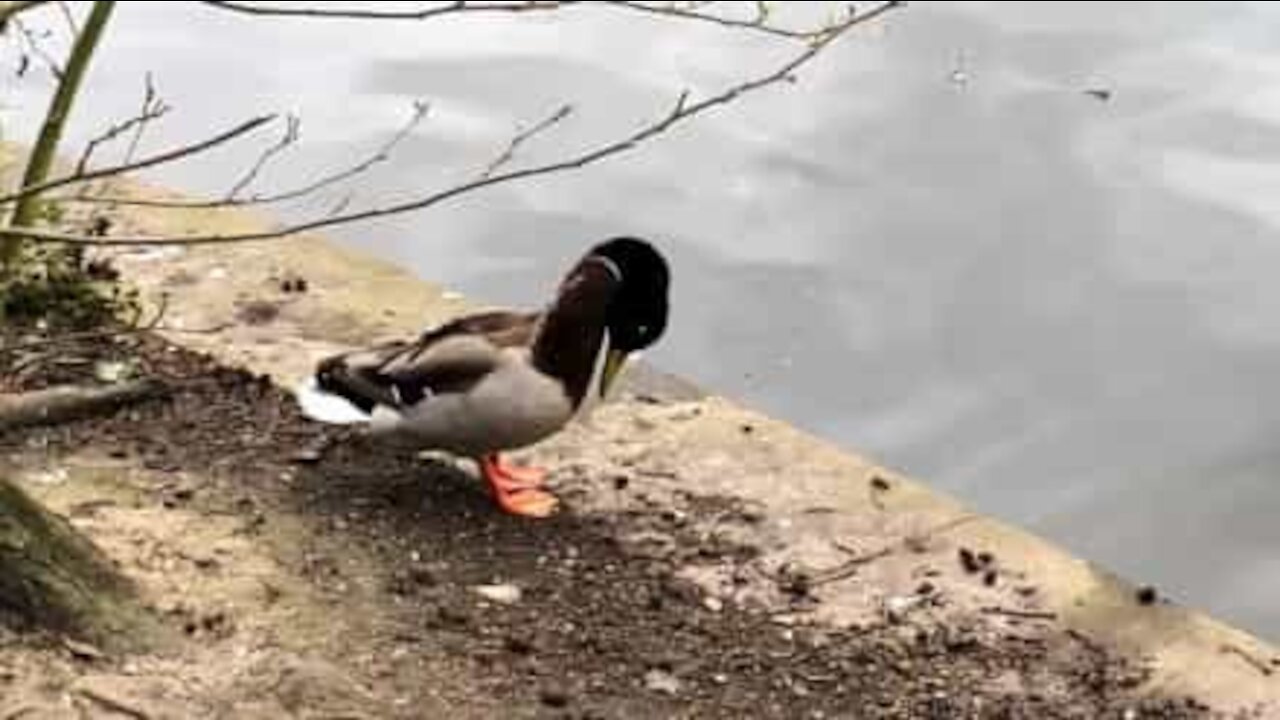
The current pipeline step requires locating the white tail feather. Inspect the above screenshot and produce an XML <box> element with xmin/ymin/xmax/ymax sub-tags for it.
<box><xmin>293</xmin><ymin>376</ymin><xmax>373</xmax><ymax>425</ymax></box>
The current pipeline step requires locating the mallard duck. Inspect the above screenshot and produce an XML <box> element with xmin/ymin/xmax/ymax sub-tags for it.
<box><xmin>295</xmin><ymin>237</ymin><xmax>670</xmax><ymax>517</ymax></box>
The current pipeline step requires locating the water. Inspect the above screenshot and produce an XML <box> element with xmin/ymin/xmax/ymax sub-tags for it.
<box><xmin>4</xmin><ymin>1</ymin><xmax>1280</xmax><ymax>639</ymax></box>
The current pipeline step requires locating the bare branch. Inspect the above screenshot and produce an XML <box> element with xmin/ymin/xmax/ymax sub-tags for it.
<box><xmin>1</xmin><ymin>1</ymin><xmax>902</xmax><ymax>247</ymax></box>
<box><xmin>74</xmin><ymin>83</ymin><xmax>171</xmax><ymax>175</ymax></box>
<box><xmin>65</xmin><ymin>99</ymin><xmax>431</xmax><ymax>209</ymax></box>
<box><xmin>197</xmin><ymin>0</ymin><xmax>857</xmax><ymax>42</ymax></box>
<box><xmin>596</xmin><ymin>1</ymin><xmax>839</xmax><ymax>41</ymax></box>
<box><xmin>0</xmin><ymin>379</ymin><xmax>170</xmax><ymax>432</ymax></box>
<box><xmin>197</xmin><ymin>0</ymin><xmax>583</xmax><ymax>21</ymax></box>
<box><xmin>123</xmin><ymin>72</ymin><xmax>161</xmax><ymax>164</ymax></box>
<box><xmin>480</xmin><ymin>103</ymin><xmax>573</xmax><ymax>180</ymax></box>
<box><xmin>225</xmin><ymin>113</ymin><xmax>300</xmax><ymax>199</ymax></box>
<box><xmin>0</xmin><ymin>114</ymin><xmax>277</xmax><ymax>208</ymax></box>
<box><xmin>0</xmin><ymin>0</ymin><xmax>52</xmax><ymax>29</ymax></box>
<box><xmin>328</xmin><ymin>192</ymin><xmax>354</xmax><ymax>217</ymax></box>
<box><xmin>53</xmin><ymin>0</ymin><xmax>76</xmax><ymax>36</ymax></box>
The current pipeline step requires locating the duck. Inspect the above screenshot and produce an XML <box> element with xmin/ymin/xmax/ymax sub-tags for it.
<box><xmin>294</xmin><ymin>237</ymin><xmax>670</xmax><ymax>518</ymax></box>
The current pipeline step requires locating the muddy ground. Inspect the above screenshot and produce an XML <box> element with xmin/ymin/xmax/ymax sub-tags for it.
<box><xmin>0</xmin><ymin>326</ymin><xmax>1254</xmax><ymax>719</ymax></box>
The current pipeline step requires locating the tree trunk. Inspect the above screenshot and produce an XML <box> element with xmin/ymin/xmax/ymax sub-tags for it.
<box><xmin>0</xmin><ymin>476</ymin><xmax>167</xmax><ymax>652</ymax></box>
<box><xmin>2</xmin><ymin>0</ymin><xmax>116</xmax><ymax>266</ymax></box>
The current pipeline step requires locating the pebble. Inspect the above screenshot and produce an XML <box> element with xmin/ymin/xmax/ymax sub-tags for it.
<box><xmin>472</xmin><ymin>584</ymin><xmax>522</xmax><ymax>605</ymax></box>
<box><xmin>289</xmin><ymin>448</ymin><xmax>323</xmax><ymax>465</ymax></box>
<box><xmin>539</xmin><ymin>688</ymin><xmax>571</xmax><ymax>708</ymax></box>
<box><xmin>643</xmin><ymin>669</ymin><xmax>682</xmax><ymax>696</ymax></box>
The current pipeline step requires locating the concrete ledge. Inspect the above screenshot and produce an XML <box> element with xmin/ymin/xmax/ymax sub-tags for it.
<box><xmin>54</xmin><ymin>177</ymin><xmax>1279</xmax><ymax>715</ymax></box>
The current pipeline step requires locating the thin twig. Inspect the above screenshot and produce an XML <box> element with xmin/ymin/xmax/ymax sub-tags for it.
<box><xmin>2</xmin><ymin>1</ymin><xmax>902</xmax><ymax>248</ymax></box>
<box><xmin>154</xmin><ymin>320</ymin><xmax>237</xmax><ymax>335</ymax></box>
<box><xmin>1220</xmin><ymin>644</ymin><xmax>1275</xmax><ymax>678</ymax></box>
<box><xmin>11</xmin><ymin>15</ymin><xmax>63</xmax><ymax>79</ymax></box>
<box><xmin>980</xmin><ymin>607</ymin><xmax>1058</xmax><ymax>622</ymax></box>
<box><xmin>225</xmin><ymin>113</ymin><xmax>300</xmax><ymax>199</ymax></box>
<box><xmin>480</xmin><ymin>103</ymin><xmax>573</xmax><ymax>179</ymax></box>
<box><xmin>123</xmin><ymin>72</ymin><xmax>159</xmax><ymax>164</ymax></box>
<box><xmin>65</xmin><ymin>100</ymin><xmax>430</xmax><ymax>209</ymax></box>
<box><xmin>597</xmin><ymin>0</ymin><xmax>841</xmax><ymax>41</ymax></box>
<box><xmin>808</xmin><ymin>546</ymin><xmax>893</xmax><ymax>588</ymax></box>
<box><xmin>810</xmin><ymin>511</ymin><xmax>977</xmax><ymax>589</ymax></box>
<box><xmin>53</xmin><ymin>0</ymin><xmax>75</xmax><ymax>36</ymax></box>
<box><xmin>75</xmin><ymin>91</ymin><xmax>171</xmax><ymax>175</ymax></box>
<box><xmin>0</xmin><ymin>114</ymin><xmax>277</xmax><ymax>207</ymax></box>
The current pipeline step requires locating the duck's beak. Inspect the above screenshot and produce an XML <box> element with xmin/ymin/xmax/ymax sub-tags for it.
<box><xmin>600</xmin><ymin>348</ymin><xmax>629</xmax><ymax>398</ymax></box>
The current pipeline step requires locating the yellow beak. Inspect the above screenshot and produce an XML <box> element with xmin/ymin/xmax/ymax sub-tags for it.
<box><xmin>600</xmin><ymin>348</ymin><xmax>629</xmax><ymax>398</ymax></box>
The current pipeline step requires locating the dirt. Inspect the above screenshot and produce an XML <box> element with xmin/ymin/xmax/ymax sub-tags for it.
<box><xmin>0</xmin><ymin>327</ymin><xmax>1254</xmax><ymax>719</ymax></box>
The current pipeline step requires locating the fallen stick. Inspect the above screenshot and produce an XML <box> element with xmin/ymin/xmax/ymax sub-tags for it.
<box><xmin>980</xmin><ymin>606</ymin><xmax>1059</xmax><ymax>622</ymax></box>
<box><xmin>0</xmin><ymin>379</ymin><xmax>169</xmax><ymax>432</ymax></box>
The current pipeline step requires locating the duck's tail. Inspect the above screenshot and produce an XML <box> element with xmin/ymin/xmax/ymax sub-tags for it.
<box><xmin>293</xmin><ymin>373</ymin><xmax>373</xmax><ymax>424</ymax></box>
<box><xmin>294</xmin><ymin>346</ymin><xmax>402</xmax><ymax>425</ymax></box>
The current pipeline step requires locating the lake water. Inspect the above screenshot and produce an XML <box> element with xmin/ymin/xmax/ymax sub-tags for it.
<box><xmin>4</xmin><ymin>1</ymin><xmax>1280</xmax><ymax>639</ymax></box>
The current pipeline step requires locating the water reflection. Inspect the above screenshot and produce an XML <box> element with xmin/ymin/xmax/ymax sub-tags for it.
<box><xmin>3</xmin><ymin>1</ymin><xmax>1280</xmax><ymax>638</ymax></box>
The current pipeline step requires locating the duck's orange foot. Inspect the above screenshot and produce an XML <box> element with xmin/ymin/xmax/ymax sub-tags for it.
<box><xmin>490</xmin><ymin>456</ymin><xmax>548</xmax><ymax>490</ymax></box>
<box><xmin>494</xmin><ymin>486</ymin><xmax>559</xmax><ymax>518</ymax></box>
<box><xmin>479</xmin><ymin>455</ymin><xmax>558</xmax><ymax>518</ymax></box>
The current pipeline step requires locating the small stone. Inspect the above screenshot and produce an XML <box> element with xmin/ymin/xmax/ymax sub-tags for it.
<box><xmin>869</xmin><ymin>475</ymin><xmax>891</xmax><ymax>492</ymax></box>
<box><xmin>703</xmin><ymin>597</ymin><xmax>724</xmax><ymax>613</ymax></box>
<box><xmin>1136</xmin><ymin>586</ymin><xmax>1158</xmax><ymax>606</ymax></box>
<box><xmin>613</xmin><ymin>475</ymin><xmax>631</xmax><ymax>491</ymax></box>
<box><xmin>472</xmin><ymin>583</ymin><xmax>522</xmax><ymax>605</ymax></box>
<box><xmin>505</xmin><ymin>635</ymin><xmax>536</xmax><ymax>655</ymax></box>
<box><xmin>63</xmin><ymin>638</ymin><xmax>104</xmax><ymax>662</ymax></box>
<box><xmin>661</xmin><ymin>509</ymin><xmax>689</xmax><ymax>527</ymax></box>
<box><xmin>94</xmin><ymin>360</ymin><xmax>133</xmax><ymax>383</ymax></box>
<box><xmin>644</xmin><ymin>669</ymin><xmax>682</xmax><ymax>696</ymax></box>
<box><xmin>539</xmin><ymin>688</ymin><xmax>571</xmax><ymax>708</ymax></box>
<box><xmin>884</xmin><ymin>595</ymin><xmax>920</xmax><ymax>624</ymax></box>
<box><xmin>711</xmin><ymin>673</ymin><xmax>729</xmax><ymax>685</ymax></box>
<box><xmin>290</xmin><ymin>448</ymin><xmax>323</xmax><ymax>465</ymax></box>
<box><xmin>958</xmin><ymin>548</ymin><xmax>981</xmax><ymax>574</ymax></box>
<box><xmin>408</xmin><ymin>566</ymin><xmax>438</xmax><ymax>587</ymax></box>
<box><xmin>982</xmin><ymin>569</ymin><xmax>999</xmax><ymax>587</ymax></box>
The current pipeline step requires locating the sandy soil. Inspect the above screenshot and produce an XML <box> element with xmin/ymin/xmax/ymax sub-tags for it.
<box><xmin>0</xmin><ymin>325</ymin><xmax>1249</xmax><ymax>719</ymax></box>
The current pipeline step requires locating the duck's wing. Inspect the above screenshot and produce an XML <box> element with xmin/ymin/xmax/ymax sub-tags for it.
<box><xmin>414</xmin><ymin>310</ymin><xmax>540</xmax><ymax>350</ymax></box>
<box><xmin>314</xmin><ymin>310</ymin><xmax>541</xmax><ymax>414</ymax></box>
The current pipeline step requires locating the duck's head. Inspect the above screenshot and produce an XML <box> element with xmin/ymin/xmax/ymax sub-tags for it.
<box><xmin>537</xmin><ymin>236</ymin><xmax>670</xmax><ymax>403</ymax></box>
<box><xmin>587</xmin><ymin>236</ymin><xmax>670</xmax><ymax>397</ymax></box>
